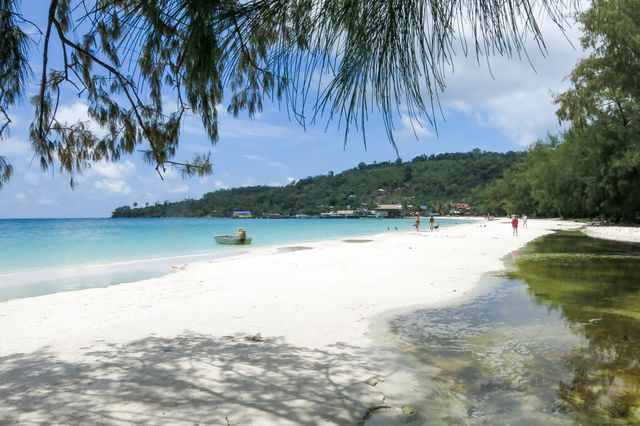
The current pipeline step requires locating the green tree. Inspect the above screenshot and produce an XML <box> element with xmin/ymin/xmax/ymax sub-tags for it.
<box><xmin>0</xmin><ymin>0</ymin><xmax>29</xmax><ymax>188</ymax></box>
<box><xmin>554</xmin><ymin>0</ymin><xmax>640</xmax><ymax>221</ymax></box>
<box><xmin>555</xmin><ymin>0</ymin><xmax>640</xmax><ymax>129</ymax></box>
<box><xmin>1</xmin><ymin>0</ymin><xmax>573</xmax><ymax>187</ymax></box>
<box><xmin>477</xmin><ymin>0</ymin><xmax>640</xmax><ymax>222</ymax></box>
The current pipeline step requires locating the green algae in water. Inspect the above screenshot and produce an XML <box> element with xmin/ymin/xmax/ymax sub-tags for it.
<box><xmin>511</xmin><ymin>232</ymin><xmax>640</xmax><ymax>424</ymax></box>
<box><xmin>387</xmin><ymin>231</ymin><xmax>640</xmax><ymax>425</ymax></box>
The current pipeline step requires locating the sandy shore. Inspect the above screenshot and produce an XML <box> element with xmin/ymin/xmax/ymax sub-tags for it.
<box><xmin>0</xmin><ymin>219</ymin><xmax>582</xmax><ymax>425</ymax></box>
<box><xmin>582</xmin><ymin>225</ymin><xmax>640</xmax><ymax>243</ymax></box>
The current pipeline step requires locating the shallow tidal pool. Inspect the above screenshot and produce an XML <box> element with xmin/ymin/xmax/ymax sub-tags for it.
<box><xmin>383</xmin><ymin>231</ymin><xmax>640</xmax><ymax>425</ymax></box>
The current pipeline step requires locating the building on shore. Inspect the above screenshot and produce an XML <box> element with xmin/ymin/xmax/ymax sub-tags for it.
<box><xmin>448</xmin><ymin>203</ymin><xmax>471</xmax><ymax>215</ymax></box>
<box><xmin>374</xmin><ymin>204</ymin><xmax>403</xmax><ymax>218</ymax></box>
<box><xmin>336</xmin><ymin>210</ymin><xmax>358</xmax><ymax>218</ymax></box>
<box><xmin>320</xmin><ymin>210</ymin><xmax>359</xmax><ymax>218</ymax></box>
<box><xmin>232</xmin><ymin>211</ymin><xmax>254</xmax><ymax>219</ymax></box>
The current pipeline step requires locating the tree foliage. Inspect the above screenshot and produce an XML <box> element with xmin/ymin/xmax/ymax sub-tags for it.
<box><xmin>0</xmin><ymin>0</ymin><xmax>30</xmax><ymax>188</ymax></box>
<box><xmin>112</xmin><ymin>150</ymin><xmax>523</xmax><ymax>217</ymax></box>
<box><xmin>0</xmin><ymin>0</ymin><xmax>573</xmax><ymax>187</ymax></box>
<box><xmin>473</xmin><ymin>0</ymin><xmax>640</xmax><ymax>223</ymax></box>
<box><xmin>474</xmin><ymin>122</ymin><xmax>639</xmax><ymax>222</ymax></box>
<box><xmin>555</xmin><ymin>0</ymin><xmax>640</xmax><ymax>128</ymax></box>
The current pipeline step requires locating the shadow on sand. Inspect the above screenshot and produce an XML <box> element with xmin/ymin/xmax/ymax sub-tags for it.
<box><xmin>0</xmin><ymin>333</ymin><xmax>387</xmax><ymax>425</ymax></box>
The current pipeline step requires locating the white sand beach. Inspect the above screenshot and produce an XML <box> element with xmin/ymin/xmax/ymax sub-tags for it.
<box><xmin>0</xmin><ymin>219</ymin><xmax>588</xmax><ymax>424</ymax></box>
<box><xmin>583</xmin><ymin>225</ymin><xmax>640</xmax><ymax>243</ymax></box>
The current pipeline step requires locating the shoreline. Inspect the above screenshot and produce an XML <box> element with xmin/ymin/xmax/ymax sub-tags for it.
<box><xmin>582</xmin><ymin>224</ymin><xmax>640</xmax><ymax>243</ymax></box>
<box><xmin>0</xmin><ymin>217</ymin><xmax>475</xmax><ymax>302</ymax></box>
<box><xmin>0</xmin><ymin>219</ymin><xmax>586</xmax><ymax>424</ymax></box>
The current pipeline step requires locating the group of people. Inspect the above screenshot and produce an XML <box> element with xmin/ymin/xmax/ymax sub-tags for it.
<box><xmin>413</xmin><ymin>215</ymin><xmax>436</xmax><ymax>232</ymax></box>
<box><xmin>412</xmin><ymin>213</ymin><xmax>527</xmax><ymax>235</ymax></box>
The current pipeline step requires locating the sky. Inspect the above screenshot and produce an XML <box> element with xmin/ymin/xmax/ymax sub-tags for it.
<box><xmin>0</xmin><ymin>2</ymin><xmax>586</xmax><ymax>218</ymax></box>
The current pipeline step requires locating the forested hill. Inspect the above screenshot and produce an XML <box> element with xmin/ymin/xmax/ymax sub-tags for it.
<box><xmin>111</xmin><ymin>150</ymin><xmax>525</xmax><ymax>218</ymax></box>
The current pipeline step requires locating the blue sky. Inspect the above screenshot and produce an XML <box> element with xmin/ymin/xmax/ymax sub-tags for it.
<box><xmin>1</xmin><ymin>2</ymin><xmax>585</xmax><ymax>218</ymax></box>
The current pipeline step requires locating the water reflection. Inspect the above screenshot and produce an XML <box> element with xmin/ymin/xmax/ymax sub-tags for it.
<box><xmin>387</xmin><ymin>231</ymin><xmax>640</xmax><ymax>424</ymax></box>
<box><xmin>510</xmin><ymin>232</ymin><xmax>640</xmax><ymax>423</ymax></box>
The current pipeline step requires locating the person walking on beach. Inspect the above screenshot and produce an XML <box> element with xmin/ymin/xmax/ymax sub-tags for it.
<box><xmin>429</xmin><ymin>215</ymin><xmax>435</xmax><ymax>231</ymax></box>
<box><xmin>522</xmin><ymin>214</ymin><xmax>528</xmax><ymax>229</ymax></box>
<box><xmin>511</xmin><ymin>215</ymin><xmax>519</xmax><ymax>236</ymax></box>
<box><xmin>413</xmin><ymin>215</ymin><xmax>421</xmax><ymax>232</ymax></box>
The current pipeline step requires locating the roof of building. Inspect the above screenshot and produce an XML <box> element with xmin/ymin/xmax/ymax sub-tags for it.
<box><xmin>376</xmin><ymin>204</ymin><xmax>403</xmax><ymax>210</ymax></box>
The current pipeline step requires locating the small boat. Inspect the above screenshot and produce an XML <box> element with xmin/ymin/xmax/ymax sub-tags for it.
<box><xmin>214</xmin><ymin>235</ymin><xmax>253</xmax><ymax>245</ymax></box>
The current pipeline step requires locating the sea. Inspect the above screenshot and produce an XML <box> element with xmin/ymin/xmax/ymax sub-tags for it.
<box><xmin>0</xmin><ymin>217</ymin><xmax>464</xmax><ymax>302</ymax></box>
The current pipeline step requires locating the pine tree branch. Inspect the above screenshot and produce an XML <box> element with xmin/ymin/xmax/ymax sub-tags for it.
<box><xmin>37</xmin><ymin>0</ymin><xmax>58</xmax><ymax>140</ymax></box>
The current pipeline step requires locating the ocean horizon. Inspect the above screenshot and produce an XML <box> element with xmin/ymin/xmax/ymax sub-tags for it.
<box><xmin>0</xmin><ymin>217</ymin><xmax>469</xmax><ymax>302</ymax></box>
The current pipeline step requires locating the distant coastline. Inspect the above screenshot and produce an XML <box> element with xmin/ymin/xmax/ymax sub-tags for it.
<box><xmin>111</xmin><ymin>150</ymin><xmax>520</xmax><ymax>219</ymax></box>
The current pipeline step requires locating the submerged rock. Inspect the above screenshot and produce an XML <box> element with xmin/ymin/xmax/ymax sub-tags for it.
<box><xmin>401</xmin><ymin>404</ymin><xmax>419</xmax><ymax>419</ymax></box>
<box><xmin>244</xmin><ymin>333</ymin><xmax>263</xmax><ymax>342</ymax></box>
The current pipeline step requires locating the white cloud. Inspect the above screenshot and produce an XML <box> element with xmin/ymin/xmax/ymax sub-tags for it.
<box><xmin>160</xmin><ymin>167</ymin><xmax>179</xmax><ymax>179</ymax></box>
<box><xmin>87</xmin><ymin>160</ymin><xmax>136</xmax><ymax>196</ymax></box>
<box><xmin>241</xmin><ymin>155</ymin><xmax>285</xmax><ymax>168</ymax></box>
<box><xmin>36</xmin><ymin>196</ymin><xmax>53</xmax><ymax>205</ymax></box>
<box><xmin>90</xmin><ymin>160</ymin><xmax>136</xmax><ymax>180</ymax></box>
<box><xmin>286</xmin><ymin>177</ymin><xmax>296</xmax><ymax>184</ymax></box>
<box><xmin>181</xmin><ymin>116</ymin><xmax>206</xmax><ymax>137</ymax></box>
<box><xmin>219</xmin><ymin>116</ymin><xmax>303</xmax><ymax>141</ymax></box>
<box><xmin>399</xmin><ymin>115</ymin><xmax>432</xmax><ymax>138</ymax></box>
<box><xmin>15</xmin><ymin>193</ymin><xmax>27</xmax><ymax>202</ymax></box>
<box><xmin>24</xmin><ymin>172</ymin><xmax>38</xmax><ymax>186</ymax></box>
<box><xmin>55</xmin><ymin>102</ymin><xmax>107</xmax><ymax>137</ymax></box>
<box><xmin>7</xmin><ymin>112</ymin><xmax>22</xmax><ymax>127</ymax></box>
<box><xmin>161</xmin><ymin>96</ymin><xmax>183</xmax><ymax>115</ymax></box>
<box><xmin>1</xmin><ymin>137</ymin><xmax>30</xmax><ymax>155</ymax></box>
<box><xmin>436</xmin><ymin>11</ymin><xmax>585</xmax><ymax>146</ymax></box>
<box><xmin>482</xmin><ymin>87</ymin><xmax>562</xmax><ymax>145</ymax></box>
<box><xmin>94</xmin><ymin>179</ymin><xmax>132</xmax><ymax>195</ymax></box>
<box><xmin>241</xmin><ymin>154</ymin><xmax>265</xmax><ymax>161</ymax></box>
<box><xmin>447</xmin><ymin>100</ymin><xmax>472</xmax><ymax>114</ymax></box>
<box><xmin>213</xmin><ymin>180</ymin><xmax>229</xmax><ymax>189</ymax></box>
<box><xmin>179</xmin><ymin>104</ymin><xmax>304</xmax><ymax>142</ymax></box>
<box><xmin>215</xmin><ymin>104</ymin><xmax>227</xmax><ymax>116</ymax></box>
<box><xmin>169</xmin><ymin>184</ymin><xmax>190</xmax><ymax>193</ymax></box>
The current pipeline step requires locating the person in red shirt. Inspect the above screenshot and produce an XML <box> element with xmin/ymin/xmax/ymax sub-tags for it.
<box><xmin>511</xmin><ymin>215</ymin><xmax>519</xmax><ymax>236</ymax></box>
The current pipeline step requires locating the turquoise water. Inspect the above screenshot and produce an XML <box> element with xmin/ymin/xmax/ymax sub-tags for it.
<box><xmin>0</xmin><ymin>217</ymin><xmax>464</xmax><ymax>301</ymax></box>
